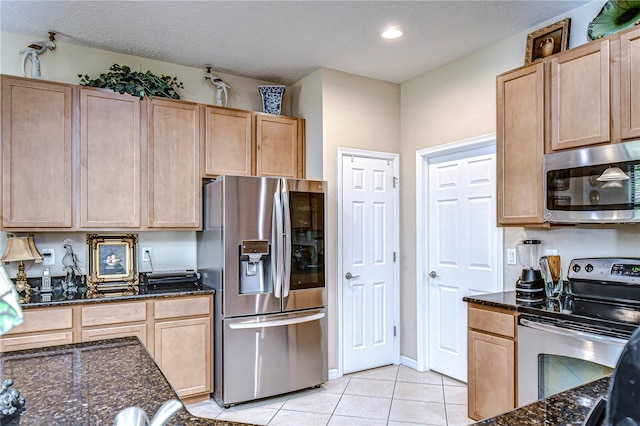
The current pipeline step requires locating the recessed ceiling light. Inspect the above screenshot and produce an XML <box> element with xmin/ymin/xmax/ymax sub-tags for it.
<box><xmin>380</xmin><ymin>27</ymin><xmax>404</xmax><ymax>39</ymax></box>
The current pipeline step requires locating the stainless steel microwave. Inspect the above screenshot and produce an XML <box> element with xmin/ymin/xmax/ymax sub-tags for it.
<box><xmin>543</xmin><ymin>140</ymin><xmax>640</xmax><ymax>223</ymax></box>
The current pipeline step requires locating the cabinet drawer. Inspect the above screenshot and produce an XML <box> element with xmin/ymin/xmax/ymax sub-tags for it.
<box><xmin>82</xmin><ymin>301</ymin><xmax>147</xmax><ymax>327</ymax></box>
<box><xmin>81</xmin><ymin>324</ymin><xmax>147</xmax><ymax>347</ymax></box>
<box><xmin>154</xmin><ymin>296</ymin><xmax>211</xmax><ymax>320</ymax></box>
<box><xmin>0</xmin><ymin>332</ymin><xmax>73</xmax><ymax>352</ymax></box>
<box><xmin>5</xmin><ymin>307</ymin><xmax>73</xmax><ymax>335</ymax></box>
<box><xmin>468</xmin><ymin>306</ymin><xmax>516</xmax><ymax>338</ymax></box>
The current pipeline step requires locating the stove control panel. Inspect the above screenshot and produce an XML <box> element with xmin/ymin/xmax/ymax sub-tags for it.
<box><xmin>568</xmin><ymin>258</ymin><xmax>640</xmax><ymax>285</ymax></box>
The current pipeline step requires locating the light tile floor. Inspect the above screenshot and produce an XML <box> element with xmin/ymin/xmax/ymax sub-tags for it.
<box><xmin>186</xmin><ymin>365</ymin><xmax>475</xmax><ymax>425</ymax></box>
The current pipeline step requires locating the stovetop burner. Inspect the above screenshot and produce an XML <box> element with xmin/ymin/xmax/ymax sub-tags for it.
<box><xmin>518</xmin><ymin>258</ymin><xmax>640</xmax><ymax>338</ymax></box>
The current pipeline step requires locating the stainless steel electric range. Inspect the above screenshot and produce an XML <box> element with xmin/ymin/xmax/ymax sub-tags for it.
<box><xmin>517</xmin><ymin>258</ymin><xmax>640</xmax><ymax>406</ymax></box>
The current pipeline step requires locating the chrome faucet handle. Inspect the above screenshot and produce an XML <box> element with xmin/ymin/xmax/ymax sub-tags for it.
<box><xmin>114</xmin><ymin>399</ymin><xmax>182</xmax><ymax>426</ymax></box>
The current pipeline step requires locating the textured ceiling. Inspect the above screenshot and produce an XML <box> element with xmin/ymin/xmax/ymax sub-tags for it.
<box><xmin>0</xmin><ymin>1</ymin><xmax>591</xmax><ymax>84</ymax></box>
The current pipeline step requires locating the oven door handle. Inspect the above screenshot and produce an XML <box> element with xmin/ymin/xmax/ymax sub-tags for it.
<box><xmin>520</xmin><ymin>318</ymin><xmax>628</xmax><ymax>347</ymax></box>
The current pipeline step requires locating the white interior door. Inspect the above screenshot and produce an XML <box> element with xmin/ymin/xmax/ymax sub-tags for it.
<box><xmin>341</xmin><ymin>153</ymin><xmax>397</xmax><ymax>374</ymax></box>
<box><xmin>427</xmin><ymin>145</ymin><xmax>501</xmax><ymax>382</ymax></box>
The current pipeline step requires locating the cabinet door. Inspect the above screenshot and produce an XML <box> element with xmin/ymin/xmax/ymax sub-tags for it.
<box><xmin>155</xmin><ymin>317</ymin><xmax>212</xmax><ymax>397</ymax></box>
<box><xmin>148</xmin><ymin>99</ymin><xmax>201</xmax><ymax>228</ymax></box>
<box><xmin>550</xmin><ymin>40</ymin><xmax>610</xmax><ymax>150</ymax></box>
<box><xmin>620</xmin><ymin>28</ymin><xmax>640</xmax><ymax>140</ymax></box>
<box><xmin>1</xmin><ymin>77</ymin><xmax>73</xmax><ymax>228</ymax></box>
<box><xmin>256</xmin><ymin>114</ymin><xmax>303</xmax><ymax>178</ymax></box>
<box><xmin>468</xmin><ymin>330</ymin><xmax>515</xmax><ymax>420</ymax></box>
<box><xmin>204</xmin><ymin>106</ymin><xmax>253</xmax><ymax>176</ymax></box>
<box><xmin>80</xmin><ymin>88</ymin><xmax>141</xmax><ymax>228</ymax></box>
<box><xmin>81</xmin><ymin>324</ymin><xmax>147</xmax><ymax>348</ymax></box>
<box><xmin>496</xmin><ymin>63</ymin><xmax>545</xmax><ymax>225</ymax></box>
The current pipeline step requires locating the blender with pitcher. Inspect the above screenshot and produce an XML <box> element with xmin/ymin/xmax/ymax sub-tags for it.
<box><xmin>515</xmin><ymin>239</ymin><xmax>545</xmax><ymax>303</ymax></box>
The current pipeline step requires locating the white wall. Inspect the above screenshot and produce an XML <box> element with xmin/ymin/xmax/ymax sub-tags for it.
<box><xmin>291</xmin><ymin>68</ymin><xmax>323</xmax><ymax>180</ymax></box>
<box><xmin>0</xmin><ymin>30</ymin><xmax>292</xmax><ymax>280</ymax></box>
<box><xmin>399</xmin><ymin>1</ymin><xmax>639</xmax><ymax>361</ymax></box>
<box><xmin>1</xmin><ymin>30</ymin><xmax>291</xmax><ymax>113</ymax></box>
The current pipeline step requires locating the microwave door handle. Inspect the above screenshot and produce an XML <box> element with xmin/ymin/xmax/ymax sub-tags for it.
<box><xmin>271</xmin><ymin>181</ymin><xmax>283</xmax><ymax>298</ymax></box>
<box><xmin>281</xmin><ymin>179</ymin><xmax>292</xmax><ymax>298</ymax></box>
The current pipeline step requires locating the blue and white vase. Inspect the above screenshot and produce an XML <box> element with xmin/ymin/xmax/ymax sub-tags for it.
<box><xmin>258</xmin><ymin>85</ymin><xmax>286</xmax><ymax>115</ymax></box>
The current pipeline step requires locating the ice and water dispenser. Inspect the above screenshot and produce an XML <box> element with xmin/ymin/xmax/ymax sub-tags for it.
<box><xmin>239</xmin><ymin>240</ymin><xmax>271</xmax><ymax>294</ymax></box>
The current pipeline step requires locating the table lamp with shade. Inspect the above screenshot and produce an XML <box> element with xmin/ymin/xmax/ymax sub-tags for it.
<box><xmin>1</xmin><ymin>234</ymin><xmax>43</xmax><ymax>304</ymax></box>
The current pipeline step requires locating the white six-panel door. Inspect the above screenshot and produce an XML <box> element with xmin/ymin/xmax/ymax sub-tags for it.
<box><xmin>341</xmin><ymin>153</ymin><xmax>397</xmax><ymax>374</ymax></box>
<box><xmin>427</xmin><ymin>146</ymin><xmax>501</xmax><ymax>382</ymax></box>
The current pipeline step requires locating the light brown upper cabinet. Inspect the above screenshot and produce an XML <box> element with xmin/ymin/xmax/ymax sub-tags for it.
<box><xmin>80</xmin><ymin>87</ymin><xmax>142</xmax><ymax>228</ymax></box>
<box><xmin>203</xmin><ymin>107</ymin><xmax>305</xmax><ymax>179</ymax></box>
<box><xmin>256</xmin><ymin>113</ymin><xmax>304</xmax><ymax>178</ymax></box>
<box><xmin>549</xmin><ymin>40</ymin><xmax>611</xmax><ymax>151</ymax></box>
<box><xmin>497</xmin><ymin>63</ymin><xmax>545</xmax><ymax>226</ymax></box>
<box><xmin>147</xmin><ymin>99</ymin><xmax>201</xmax><ymax>229</ymax></box>
<box><xmin>203</xmin><ymin>106</ymin><xmax>254</xmax><ymax>177</ymax></box>
<box><xmin>619</xmin><ymin>27</ymin><xmax>640</xmax><ymax>140</ymax></box>
<box><xmin>1</xmin><ymin>76</ymin><xmax>73</xmax><ymax>229</ymax></box>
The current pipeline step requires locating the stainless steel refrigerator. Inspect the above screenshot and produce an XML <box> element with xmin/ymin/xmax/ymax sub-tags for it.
<box><xmin>197</xmin><ymin>175</ymin><xmax>327</xmax><ymax>407</ymax></box>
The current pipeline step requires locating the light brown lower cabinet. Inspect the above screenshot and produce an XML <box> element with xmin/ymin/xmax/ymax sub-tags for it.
<box><xmin>0</xmin><ymin>294</ymin><xmax>213</xmax><ymax>402</ymax></box>
<box><xmin>467</xmin><ymin>304</ymin><xmax>517</xmax><ymax>421</ymax></box>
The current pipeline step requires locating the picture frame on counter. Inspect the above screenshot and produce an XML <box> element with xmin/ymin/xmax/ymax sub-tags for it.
<box><xmin>86</xmin><ymin>234</ymin><xmax>138</xmax><ymax>298</ymax></box>
<box><xmin>524</xmin><ymin>18</ymin><xmax>571</xmax><ymax>65</ymax></box>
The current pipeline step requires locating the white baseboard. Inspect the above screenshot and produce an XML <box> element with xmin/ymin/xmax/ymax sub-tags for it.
<box><xmin>328</xmin><ymin>368</ymin><xmax>341</xmax><ymax>380</ymax></box>
<box><xmin>400</xmin><ymin>355</ymin><xmax>418</xmax><ymax>370</ymax></box>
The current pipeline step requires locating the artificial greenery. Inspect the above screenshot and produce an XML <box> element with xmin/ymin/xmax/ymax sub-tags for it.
<box><xmin>78</xmin><ymin>64</ymin><xmax>184</xmax><ymax>100</ymax></box>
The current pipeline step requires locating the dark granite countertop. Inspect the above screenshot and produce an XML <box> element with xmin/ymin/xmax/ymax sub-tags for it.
<box><xmin>0</xmin><ymin>337</ymin><xmax>249</xmax><ymax>425</ymax></box>
<box><xmin>463</xmin><ymin>291</ymin><xmax>518</xmax><ymax>311</ymax></box>
<box><xmin>472</xmin><ymin>376</ymin><xmax>609</xmax><ymax>425</ymax></box>
<box><xmin>21</xmin><ymin>287</ymin><xmax>214</xmax><ymax>309</ymax></box>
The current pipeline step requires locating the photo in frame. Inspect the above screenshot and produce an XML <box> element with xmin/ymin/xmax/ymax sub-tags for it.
<box><xmin>86</xmin><ymin>234</ymin><xmax>138</xmax><ymax>297</ymax></box>
<box><xmin>524</xmin><ymin>18</ymin><xmax>571</xmax><ymax>65</ymax></box>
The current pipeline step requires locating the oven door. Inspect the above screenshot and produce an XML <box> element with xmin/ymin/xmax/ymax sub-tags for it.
<box><xmin>518</xmin><ymin>317</ymin><xmax>626</xmax><ymax>406</ymax></box>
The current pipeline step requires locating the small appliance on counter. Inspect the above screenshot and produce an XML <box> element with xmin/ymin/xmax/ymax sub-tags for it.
<box><xmin>515</xmin><ymin>239</ymin><xmax>545</xmax><ymax>304</ymax></box>
<box><xmin>138</xmin><ymin>270</ymin><xmax>201</xmax><ymax>294</ymax></box>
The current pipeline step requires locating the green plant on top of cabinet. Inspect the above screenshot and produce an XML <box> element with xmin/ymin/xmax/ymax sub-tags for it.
<box><xmin>80</xmin><ymin>87</ymin><xmax>142</xmax><ymax>228</ymax></box>
<box><xmin>2</xmin><ymin>76</ymin><xmax>73</xmax><ymax>229</ymax></box>
<box><xmin>147</xmin><ymin>98</ymin><xmax>201</xmax><ymax>229</ymax></box>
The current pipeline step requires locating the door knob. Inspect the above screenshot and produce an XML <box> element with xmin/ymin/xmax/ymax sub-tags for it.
<box><xmin>429</xmin><ymin>271</ymin><xmax>438</xmax><ymax>278</ymax></box>
<box><xmin>345</xmin><ymin>272</ymin><xmax>360</xmax><ymax>280</ymax></box>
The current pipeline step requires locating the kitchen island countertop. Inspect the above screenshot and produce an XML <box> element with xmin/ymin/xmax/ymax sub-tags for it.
<box><xmin>0</xmin><ymin>337</ymin><xmax>248</xmax><ymax>425</ymax></box>
<box><xmin>471</xmin><ymin>376</ymin><xmax>609</xmax><ymax>425</ymax></box>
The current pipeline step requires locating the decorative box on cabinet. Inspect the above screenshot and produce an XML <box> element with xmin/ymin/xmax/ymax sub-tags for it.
<box><xmin>467</xmin><ymin>304</ymin><xmax>518</xmax><ymax>421</ymax></box>
<box><xmin>496</xmin><ymin>63</ymin><xmax>545</xmax><ymax>226</ymax></box>
<box><xmin>79</xmin><ymin>87</ymin><xmax>142</xmax><ymax>228</ymax></box>
<box><xmin>147</xmin><ymin>98</ymin><xmax>201</xmax><ymax>229</ymax></box>
<box><xmin>1</xmin><ymin>76</ymin><xmax>73</xmax><ymax>229</ymax></box>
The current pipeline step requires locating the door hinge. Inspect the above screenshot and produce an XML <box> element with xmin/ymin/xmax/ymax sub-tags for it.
<box><xmin>393</xmin><ymin>177</ymin><xmax>399</xmax><ymax>188</ymax></box>
<box><xmin>393</xmin><ymin>252</ymin><xmax>397</xmax><ymax>262</ymax></box>
<box><xmin>393</xmin><ymin>326</ymin><xmax>397</xmax><ymax>337</ymax></box>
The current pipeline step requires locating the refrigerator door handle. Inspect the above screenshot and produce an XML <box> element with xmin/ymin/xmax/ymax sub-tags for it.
<box><xmin>281</xmin><ymin>178</ymin><xmax>292</xmax><ymax>298</ymax></box>
<box><xmin>271</xmin><ymin>180</ymin><xmax>284</xmax><ymax>298</ymax></box>
<box><xmin>228</xmin><ymin>312</ymin><xmax>326</xmax><ymax>329</ymax></box>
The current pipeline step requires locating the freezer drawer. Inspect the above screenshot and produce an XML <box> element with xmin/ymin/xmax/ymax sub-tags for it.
<box><xmin>215</xmin><ymin>308</ymin><xmax>328</xmax><ymax>406</ymax></box>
